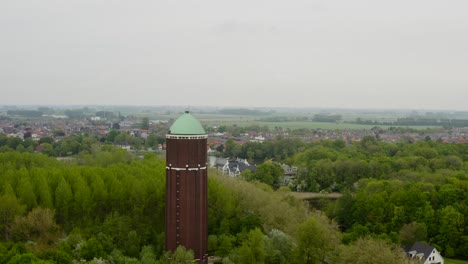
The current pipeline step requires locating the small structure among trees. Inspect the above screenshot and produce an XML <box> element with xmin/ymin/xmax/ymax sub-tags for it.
<box><xmin>404</xmin><ymin>242</ymin><xmax>444</xmax><ymax>264</ymax></box>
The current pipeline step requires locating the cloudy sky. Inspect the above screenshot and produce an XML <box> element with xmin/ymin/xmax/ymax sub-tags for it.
<box><xmin>1</xmin><ymin>0</ymin><xmax>467</xmax><ymax>110</ymax></box>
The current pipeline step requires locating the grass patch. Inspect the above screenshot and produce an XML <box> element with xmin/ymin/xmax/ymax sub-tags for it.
<box><xmin>446</xmin><ymin>258</ymin><xmax>468</xmax><ymax>264</ymax></box>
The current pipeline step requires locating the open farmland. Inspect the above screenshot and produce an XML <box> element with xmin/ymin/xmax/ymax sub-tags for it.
<box><xmin>202</xmin><ymin>120</ymin><xmax>440</xmax><ymax>130</ymax></box>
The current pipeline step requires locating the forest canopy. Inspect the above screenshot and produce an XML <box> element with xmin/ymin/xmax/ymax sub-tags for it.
<box><xmin>0</xmin><ymin>134</ymin><xmax>466</xmax><ymax>263</ymax></box>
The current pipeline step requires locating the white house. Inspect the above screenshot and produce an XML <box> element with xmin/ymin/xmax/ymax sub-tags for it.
<box><xmin>405</xmin><ymin>242</ymin><xmax>444</xmax><ymax>264</ymax></box>
<box><xmin>251</xmin><ymin>136</ymin><xmax>265</xmax><ymax>142</ymax></box>
<box><xmin>213</xmin><ymin>157</ymin><xmax>256</xmax><ymax>177</ymax></box>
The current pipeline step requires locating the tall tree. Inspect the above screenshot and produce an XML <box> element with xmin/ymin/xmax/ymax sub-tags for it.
<box><xmin>295</xmin><ymin>214</ymin><xmax>341</xmax><ymax>264</ymax></box>
<box><xmin>141</xmin><ymin>117</ymin><xmax>150</xmax><ymax>130</ymax></box>
<box><xmin>436</xmin><ymin>205</ymin><xmax>464</xmax><ymax>257</ymax></box>
<box><xmin>16</xmin><ymin>177</ymin><xmax>37</xmax><ymax>210</ymax></box>
<box><xmin>0</xmin><ymin>184</ymin><xmax>26</xmax><ymax>240</ymax></box>
<box><xmin>32</xmin><ymin>170</ymin><xmax>53</xmax><ymax>208</ymax></box>
<box><xmin>399</xmin><ymin>222</ymin><xmax>427</xmax><ymax>245</ymax></box>
<box><xmin>236</xmin><ymin>228</ymin><xmax>265</xmax><ymax>264</ymax></box>
<box><xmin>54</xmin><ymin>178</ymin><xmax>73</xmax><ymax>225</ymax></box>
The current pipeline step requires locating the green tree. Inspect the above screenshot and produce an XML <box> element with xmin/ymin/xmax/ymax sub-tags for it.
<box><xmin>264</xmin><ymin>229</ymin><xmax>293</xmax><ymax>264</ymax></box>
<box><xmin>146</xmin><ymin>134</ymin><xmax>159</xmax><ymax>150</ymax></box>
<box><xmin>331</xmin><ymin>191</ymin><xmax>355</xmax><ymax>230</ymax></box>
<box><xmin>54</xmin><ymin>178</ymin><xmax>73</xmax><ymax>225</ymax></box>
<box><xmin>335</xmin><ymin>237</ymin><xmax>417</xmax><ymax>264</ymax></box>
<box><xmin>101</xmin><ymin>212</ymin><xmax>132</xmax><ymax>251</ymax></box>
<box><xmin>125</xmin><ymin>230</ymin><xmax>141</xmax><ymax>258</ymax></box>
<box><xmin>16</xmin><ymin>177</ymin><xmax>38</xmax><ymax>210</ymax></box>
<box><xmin>0</xmin><ymin>185</ymin><xmax>26</xmax><ymax>240</ymax></box>
<box><xmin>33</xmin><ymin>171</ymin><xmax>53</xmax><ymax>208</ymax></box>
<box><xmin>141</xmin><ymin>117</ymin><xmax>150</xmax><ymax>130</ymax></box>
<box><xmin>91</xmin><ymin>175</ymin><xmax>108</xmax><ymax>217</ymax></box>
<box><xmin>399</xmin><ymin>222</ymin><xmax>427</xmax><ymax>245</ymax></box>
<box><xmin>79</xmin><ymin>237</ymin><xmax>106</xmax><ymax>261</ymax></box>
<box><xmin>114</xmin><ymin>133</ymin><xmax>132</xmax><ymax>146</ymax></box>
<box><xmin>71</xmin><ymin>176</ymin><xmax>92</xmax><ymax>223</ymax></box>
<box><xmin>9</xmin><ymin>208</ymin><xmax>59</xmax><ymax>243</ymax></box>
<box><xmin>52</xmin><ymin>249</ymin><xmax>73</xmax><ymax>264</ymax></box>
<box><xmin>236</xmin><ymin>228</ymin><xmax>265</xmax><ymax>264</ymax></box>
<box><xmin>295</xmin><ymin>214</ymin><xmax>341</xmax><ymax>264</ymax></box>
<box><xmin>15</xmin><ymin>144</ymin><xmax>25</xmax><ymax>153</ymax></box>
<box><xmin>224</xmin><ymin>139</ymin><xmax>238</xmax><ymax>158</ymax></box>
<box><xmin>106</xmin><ymin>130</ymin><xmax>119</xmax><ymax>143</ymax></box>
<box><xmin>39</xmin><ymin>137</ymin><xmax>54</xmax><ymax>145</ymax></box>
<box><xmin>131</xmin><ymin>137</ymin><xmax>143</xmax><ymax>150</ymax></box>
<box><xmin>79</xmin><ymin>136</ymin><xmax>98</xmax><ymax>154</ymax></box>
<box><xmin>6</xmin><ymin>253</ymin><xmax>41</xmax><ymax>264</ymax></box>
<box><xmin>436</xmin><ymin>205</ymin><xmax>464</xmax><ymax>257</ymax></box>
<box><xmin>243</xmin><ymin>162</ymin><xmax>283</xmax><ymax>189</ymax></box>
<box><xmin>140</xmin><ymin>245</ymin><xmax>157</xmax><ymax>264</ymax></box>
<box><xmin>40</xmin><ymin>143</ymin><xmax>56</xmax><ymax>156</ymax></box>
<box><xmin>216</xmin><ymin>234</ymin><xmax>235</xmax><ymax>257</ymax></box>
<box><xmin>312</xmin><ymin>159</ymin><xmax>336</xmax><ymax>190</ymax></box>
<box><xmin>161</xmin><ymin>246</ymin><xmax>195</xmax><ymax>264</ymax></box>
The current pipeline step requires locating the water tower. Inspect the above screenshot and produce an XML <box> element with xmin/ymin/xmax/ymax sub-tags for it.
<box><xmin>165</xmin><ymin>111</ymin><xmax>208</xmax><ymax>263</ymax></box>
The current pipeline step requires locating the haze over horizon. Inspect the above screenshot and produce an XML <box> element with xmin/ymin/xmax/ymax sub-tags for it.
<box><xmin>1</xmin><ymin>1</ymin><xmax>467</xmax><ymax>110</ymax></box>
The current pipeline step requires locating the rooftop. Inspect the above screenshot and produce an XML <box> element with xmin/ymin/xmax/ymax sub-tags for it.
<box><xmin>169</xmin><ymin>111</ymin><xmax>206</xmax><ymax>135</ymax></box>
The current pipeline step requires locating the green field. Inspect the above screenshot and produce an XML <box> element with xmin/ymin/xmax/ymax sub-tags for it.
<box><xmin>136</xmin><ymin>112</ymin><xmax>442</xmax><ymax>130</ymax></box>
<box><xmin>446</xmin><ymin>258</ymin><xmax>468</xmax><ymax>264</ymax></box>
<box><xmin>140</xmin><ymin>113</ymin><xmax>255</xmax><ymax>122</ymax></box>
<box><xmin>201</xmin><ymin>120</ymin><xmax>440</xmax><ymax>130</ymax></box>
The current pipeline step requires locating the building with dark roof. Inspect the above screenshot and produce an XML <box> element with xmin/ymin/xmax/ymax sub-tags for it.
<box><xmin>404</xmin><ymin>242</ymin><xmax>444</xmax><ymax>264</ymax></box>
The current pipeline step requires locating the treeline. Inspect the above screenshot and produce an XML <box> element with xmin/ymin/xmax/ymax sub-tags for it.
<box><xmin>224</xmin><ymin>136</ymin><xmax>468</xmax><ymax>184</ymax></box>
<box><xmin>352</xmin><ymin>117</ymin><xmax>468</xmax><ymax>127</ymax></box>
<box><xmin>0</xmin><ymin>151</ymin><xmax>423</xmax><ymax>263</ymax></box>
<box><xmin>64</xmin><ymin>108</ymin><xmax>92</xmax><ymax>119</ymax></box>
<box><xmin>255</xmin><ymin>114</ymin><xmax>342</xmax><ymax>123</ymax></box>
<box><xmin>256</xmin><ymin>116</ymin><xmax>309</xmax><ymax>122</ymax></box>
<box><xmin>223</xmin><ymin>137</ymin><xmax>305</xmax><ymax>163</ymax></box>
<box><xmin>95</xmin><ymin>111</ymin><xmax>116</xmax><ymax>119</ymax></box>
<box><xmin>7</xmin><ymin>110</ymin><xmax>43</xmax><ymax>117</ymax></box>
<box><xmin>218</xmin><ymin>108</ymin><xmax>270</xmax><ymax>116</ymax></box>
<box><xmin>312</xmin><ymin>114</ymin><xmax>342</xmax><ymax>123</ymax></box>
<box><xmin>0</xmin><ymin>132</ymin><xmax>165</xmax><ymax>157</ymax></box>
<box><xmin>4</xmin><ymin>108</ymin><xmax>121</xmax><ymax>120</ymax></box>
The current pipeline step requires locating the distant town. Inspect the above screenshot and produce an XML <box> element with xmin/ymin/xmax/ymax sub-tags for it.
<box><xmin>1</xmin><ymin>106</ymin><xmax>467</xmax><ymax>156</ymax></box>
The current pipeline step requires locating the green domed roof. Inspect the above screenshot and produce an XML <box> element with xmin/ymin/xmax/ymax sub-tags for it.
<box><xmin>169</xmin><ymin>111</ymin><xmax>206</xmax><ymax>135</ymax></box>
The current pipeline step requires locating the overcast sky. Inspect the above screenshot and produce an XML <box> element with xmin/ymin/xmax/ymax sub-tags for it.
<box><xmin>1</xmin><ymin>0</ymin><xmax>467</xmax><ymax>110</ymax></box>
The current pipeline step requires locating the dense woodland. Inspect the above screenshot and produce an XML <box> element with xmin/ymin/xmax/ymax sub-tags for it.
<box><xmin>226</xmin><ymin>136</ymin><xmax>468</xmax><ymax>258</ymax></box>
<box><xmin>0</xmin><ymin>134</ymin><xmax>466</xmax><ymax>263</ymax></box>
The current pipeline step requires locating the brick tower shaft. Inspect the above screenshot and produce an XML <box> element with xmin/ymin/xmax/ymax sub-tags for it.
<box><xmin>165</xmin><ymin>112</ymin><xmax>208</xmax><ymax>263</ymax></box>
